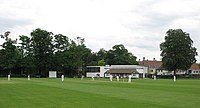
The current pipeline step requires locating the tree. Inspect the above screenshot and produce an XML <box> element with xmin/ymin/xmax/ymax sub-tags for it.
<box><xmin>18</xmin><ymin>35</ymin><xmax>35</xmax><ymax>75</ymax></box>
<box><xmin>98</xmin><ymin>59</ymin><xmax>105</xmax><ymax>66</ymax></box>
<box><xmin>0</xmin><ymin>32</ymin><xmax>19</xmax><ymax>75</ymax></box>
<box><xmin>97</xmin><ymin>48</ymin><xmax>107</xmax><ymax>60</ymax></box>
<box><xmin>86</xmin><ymin>52</ymin><xmax>99</xmax><ymax>66</ymax></box>
<box><xmin>86</xmin><ymin>48</ymin><xmax>107</xmax><ymax>66</ymax></box>
<box><xmin>53</xmin><ymin>34</ymin><xmax>70</xmax><ymax>72</ymax></box>
<box><xmin>54</xmin><ymin>34</ymin><xmax>69</xmax><ymax>52</ymax></box>
<box><xmin>63</xmin><ymin>39</ymin><xmax>91</xmax><ymax>77</ymax></box>
<box><xmin>160</xmin><ymin>29</ymin><xmax>197</xmax><ymax>81</ymax></box>
<box><xmin>106</xmin><ymin>44</ymin><xmax>137</xmax><ymax>65</ymax></box>
<box><xmin>30</xmin><ymin>28</ymin><xmax>54</xmax><ymax>77</ymax></box>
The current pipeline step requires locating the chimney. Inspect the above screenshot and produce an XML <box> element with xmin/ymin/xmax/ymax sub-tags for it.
<box><xmin>143</xmin><ymin>57</ymin><xmax>145</xmax><ymax>61</ymax></box>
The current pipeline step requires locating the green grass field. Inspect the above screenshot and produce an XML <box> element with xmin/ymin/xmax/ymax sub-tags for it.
<box><xmin>0</xmin><ymin>78</ymin><xmax>200</xmax><ymax>108</ymax></box>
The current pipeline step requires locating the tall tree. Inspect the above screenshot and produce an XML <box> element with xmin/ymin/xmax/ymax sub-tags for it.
<box><xmin>97</xmin><ymin>48</ymin><xmax>107</xmax><ymax>60</ymax></box>
<box><xmin>53</xmin><ymin>34</ymin><xmax>70</xmax><ymax>72</ymax></box>
<box><xmin>0</xmin><ymin>32</ymin><xmax>19</xmax><ymax>75</ymax></box>
<box><xmin>86</xmin><ymin>52</ymin><xmax>99</xmax><ymax>66</ymax></box>
<box><xmin>30</xmin><ymin>28</ymin><xmax>54</xmax><ymax>77</ymax></box>
<box><xmin>106</xmin><ymin>44</ymin><xmax>137</xmax><ymax>65</ymax></box>
<box><xmin>160</xmin><ymin>29</ymin><xmax>197</xmax><ymax>81</ymax></box>
<box><xmin>18</xmin><ymin>35</ymin><xmax>34</xmax><ymax>75</ymax></box>
<box><xmin>86</xmin><ymin>48</ymin><xmax>107</xmax><ymax>66</ymax></box>
<box><xmin>62</xmin><ymin>39</ymin><xmax>91</xmax><ymax>77</ymax></box>
<box><xmin>54</xmin><ymin>34</ymin><xmax>70</xmax><ymax>52</ymax></box>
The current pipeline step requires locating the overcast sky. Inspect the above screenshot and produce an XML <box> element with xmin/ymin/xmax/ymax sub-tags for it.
<box><xmin>1</xmin><ymin>0</ymin><xmax>200</xmax><ymax>62</ymax></box>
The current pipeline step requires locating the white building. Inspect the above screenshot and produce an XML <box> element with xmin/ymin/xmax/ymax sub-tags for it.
<box><xmin>107</xmin><ymin>65</ymin><xmax>147</xmax><ymax>78</ymax></box>
<box><xmin>86</xmin><ymin>65</ymin><xmax>147</xmax><ymax>78</ymax></box>
<box><xmin>86</xmin><ymin>66</ymin><xmax>110</xmax><ymax>77</ymax></box>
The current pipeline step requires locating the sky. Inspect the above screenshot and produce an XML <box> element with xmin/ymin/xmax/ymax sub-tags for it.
<box><xmin>0</xmin><ymin>0</ymin><xmax>200</xmax><ymax>62</ymax></box>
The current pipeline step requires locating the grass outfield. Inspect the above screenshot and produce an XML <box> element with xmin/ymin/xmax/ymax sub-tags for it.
<box><xmin>0</xmin><ymin>78</ymin><xmax>200</xmax><ymax>108</ymax></box>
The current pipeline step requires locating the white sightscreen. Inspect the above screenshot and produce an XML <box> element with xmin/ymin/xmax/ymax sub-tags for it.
<box><xmin>49</xmin><ymin>71</ymin><xmax>57</xmax><ymax>78</ymax></box>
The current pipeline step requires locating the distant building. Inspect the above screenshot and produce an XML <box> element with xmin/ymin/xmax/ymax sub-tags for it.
<box><xmin>138</xmin><ymin>58</ymin><xmax>162</xmax><ymax>76</ymax></box>
<box><xmin>105</xmin><ymin>65</ymin><xmax>147</xmax><ymax>78</ymax></box>
<box><xmin>187</xmin><ymin>63</ymin><xmax>200</xmax><ymax>75</ymax></box>
<box><xmin>86</xmin><ymin>58</ymin><xmax>200</xmax><ymax>78</ymax></box>
<box><xmin>86</xmin><ymin>66</ymin><xmax>110</xmax><ymax>77</ymax></box>
<box><xmin>86</xmin><ymin>65</ymin><xmax>148</xmax><ymax>78</ymax></box>
<box><xmin>138</xmin><ymin>57</ymin><xmax>200</xmax><ymax>77</ymax></box>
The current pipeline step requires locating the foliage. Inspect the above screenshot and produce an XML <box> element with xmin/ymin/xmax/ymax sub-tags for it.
<box><xmin>0</xmin><ymin>29</ymin><xmax>138</xmax><ymax>77</ymax></box>
<box><xmin>160</xmin><ymin>29</ymin><xmax>197</xmax><ymax>74</ymax></box>
<box><xmin>98</xmin><ymin>59</ymin><xmax>105</xmax><ymax>66</ymax></box>
<box><xmin>97</xmin><ymin>48</ymin><xmax>107</xmax><ymax>60</ymax></box>
<box><xmin>0</xmin><ymin>33</ymin><xmax>19</xmax><ymax>74</ymax></box>
<box><xmin>63</xmin><ymin>40</ymin><xmax>91</xmax><ymax>76</ymax></box>
<box><xmin>19</xmin><ymin>35</ymin><xmax>35</xmax><ymax>74</ymax></box>
<box><xmin>54</xmin><ymin>34</ymin><xmax>69</xmax><ymax>52</ymax></box>
<box><xmin>30</xmin><ymin>28</ymin><xmax>54</xmax><ymax>76</ymax></box>
<box><xmin>106</xmin><ymin>44</ymin><xmax>137</xmax><ymax>65</ymax></box>
<box><xmin>53</xmin><ymin>34</ymin><xmax>70</xmax><ymax>72</ymax></box>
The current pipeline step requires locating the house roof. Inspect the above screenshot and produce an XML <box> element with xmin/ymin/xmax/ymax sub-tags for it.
<box><xmin>139</xmin><ymin>60</ymin><xmax>200</xmax><ymax>70</ymax></box>
<box><xmin>111</xmin><ymin>65</ymin><xmax>144</xmax><ymax>69</ymax></box>
<box><xmin>139</xmin><ymin>60</ymin><xmax>162</xmax><ymax>68</ymax></box>
<box><xmin>107</xmin><ymin>69</ymin><xmax>138</xmax><ymax>74</ymax></box>
<box><xmin>190</xmin><ymin>63</ymin><xmax>200</xmax><ymax>70</ymax></box>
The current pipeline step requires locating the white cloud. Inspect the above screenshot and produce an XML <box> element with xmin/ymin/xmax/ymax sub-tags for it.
<box><xmin>1</xmin><ymin>0</ymin><xmax>200</xmax><ymax>62</ymax></box>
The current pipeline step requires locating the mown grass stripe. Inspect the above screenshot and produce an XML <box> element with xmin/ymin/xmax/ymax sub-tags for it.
<box><xmin>0</xmin><ymin>78</ymin><xmax>200</xmax><ymax>108</ymax></box>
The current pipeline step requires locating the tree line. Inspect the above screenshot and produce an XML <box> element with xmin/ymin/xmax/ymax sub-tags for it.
<box><xmin>0</xmin><ymin>28</ymin><xmax>138</xmax><ymax>77</ymax></box>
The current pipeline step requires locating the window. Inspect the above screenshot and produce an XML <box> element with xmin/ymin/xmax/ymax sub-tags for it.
<box><xmin>86</xmin><ymin>67</ymin><xmax>100</xmax><ymax>72</ymax></box>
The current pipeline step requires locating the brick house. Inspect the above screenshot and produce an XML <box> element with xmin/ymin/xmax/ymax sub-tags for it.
<box><xmin>138</xmin><ymin>57</ymin><xmax>200</xmax><ymax>77</ymax></box>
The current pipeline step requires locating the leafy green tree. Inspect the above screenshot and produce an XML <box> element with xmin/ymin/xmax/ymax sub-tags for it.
<box><xmin>98</xmin><ymin>59</ymin><xmax>105</xmax><ymax>66</ymax></box>
<box><xmin>0</xmin><ymin>32</ymin><xmax>19</xmax><ymax>75</ymax></box>
<box><xmin>106</xmin><ymin>44</ymin><xmax>137</xmax><ymax>65</ymax></box>
<box><xmin>86</xmin><ymin>48</ymin><xmax>107</xmax><ymax>66</ymax></box>
<box><xmin>69</xmin><ymin>39</ymin><xmax>91</xmax><ymax>76</ymax></box>
<box><xmin>160</xmin><ymin>29</ymin><xmax>197</xmax><ymax>81</ymax></box>
<box><xmin>54</xmin><ymin>34</ymin><xmax>70</xmax><ymax>52</ymax></box>
<box><xmin>63</xmin><ymin>40</ymin><xmax>79</xmax><ymax>76</ymax></box>
<box><xmin>53</xmin><ymin>34</ymin><xmax>70</xmax><ymax>73</ymax></box>
<box><xmin>30</xmin><ymin>28</ymin><xmax>54</xmax><ymax>77</ymax></box>
<box><xmin>18</xmin><ymin>35</ymin><xmax>35</xmax><ymax>75</ymax></box>
<box><xmin>97</xmin><ymin>48</ymin><xmax>107</xmax><ymax>60</ymax></box>
<box><xmin>86</xmin><ymin>52</ymin><xmax>99</xmax><ymax>66</ymax></box>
